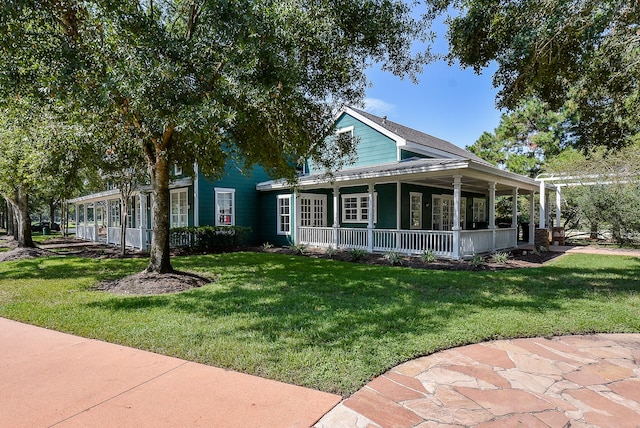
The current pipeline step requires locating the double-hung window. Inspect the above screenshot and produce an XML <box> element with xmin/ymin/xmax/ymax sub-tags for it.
<box><xmin>341</xmin><ymin>193</ymin><xmax>376</xmax><ymax>223</ymax></box>
<box><xmin>472</xmin><ymin>198</ymin><xmax>487</xmax><ymax>223</ymax></box>
<box><xmin>109</xmin><ymin>200</ymin><xmax>121</xmax><ymax>227</ymax></box>
<box><xmin>170</xmin><ymin>189</ymin><xmax>189</xmax><ymax>228</ymax></box>
<box><xmin>126</xmin><ymin>196</ymin><xmax>138</xmax><ymax>229</ymax></box>
<box><xmin>410</xmin><ymin>192</ymin><xmax>422</xmax><ymax>229</ymax></box>
<box><xmin>215</xmin><ymin>188</ymin><xmax>235</xmax><ymax>226</ymax></box>
<box><xmin>277</xmin><ymin>195</ymin><xmax>291</xmax><ymax>235</ymax></box>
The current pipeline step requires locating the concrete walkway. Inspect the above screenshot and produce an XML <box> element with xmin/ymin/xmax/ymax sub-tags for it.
<box><xmin>0</xmin><ymin>318</ymin><xmax>341</xmax><ymax>428</ymax></box>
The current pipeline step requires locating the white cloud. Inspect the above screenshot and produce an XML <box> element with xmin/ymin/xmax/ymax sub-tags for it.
<box><xmin>363</xmin><ymin>98</ymin><xmax>396</xmax><ymax>116</ymax></box>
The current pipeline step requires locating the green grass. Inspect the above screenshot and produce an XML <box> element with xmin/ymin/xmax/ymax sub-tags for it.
<box><xmin>1</xmin><ymin>252</ymin><xmax>639</xmax><ymax>396</ymax></box>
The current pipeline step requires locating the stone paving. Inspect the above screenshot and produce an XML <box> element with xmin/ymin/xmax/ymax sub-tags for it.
<box><xmin>315</xmin><ymin>334</ymin><xmax>640</xmax><ymax>428</ymax></box>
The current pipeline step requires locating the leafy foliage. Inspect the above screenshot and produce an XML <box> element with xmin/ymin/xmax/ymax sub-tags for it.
<box><xmin>467</xmin><ymin>98</ymin><xmax>571</xmax><ymax>177</ymax></box>
<box><xmin>428</xmin><ymin>0</ymin><xmax>640</xmax><ymax>151</ymax></box>
<box><xmin>546</xmin><ymin>144</ymin><xmax>640</xmax><ymax>243</ymax></box>
<box><xmin>1</xmin><ymin>0</ymin><xmax>430</xmax><ymax>273</ymax></box>
<box><xmin>170</xmin><ymin>226</ymin><xmax>251</xmax><ymax>252</ymax></box>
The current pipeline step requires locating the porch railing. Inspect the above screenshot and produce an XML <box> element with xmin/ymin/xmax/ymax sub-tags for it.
<box><xmin>298</xmin><ymin>226</ymin><xmax>518</xmax><ymax>259</ymax></box>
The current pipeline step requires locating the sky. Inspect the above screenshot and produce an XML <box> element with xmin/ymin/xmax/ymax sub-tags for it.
<box><xmin>361</xmin><ymin>19</ymin><xmax>504</xmax><ymax>150</ymax></box>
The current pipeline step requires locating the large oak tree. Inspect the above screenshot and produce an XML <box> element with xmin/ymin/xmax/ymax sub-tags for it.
<box><xmin>3</xmin><ymin>0</ymin><xmax>430</xmax><ymax>272</ymax></box>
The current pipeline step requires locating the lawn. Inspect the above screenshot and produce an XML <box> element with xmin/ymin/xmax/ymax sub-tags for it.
<box><xmin>0</xmin><ymin>251</ymin><xmax>639</xmax><ymax>396</ymax></box>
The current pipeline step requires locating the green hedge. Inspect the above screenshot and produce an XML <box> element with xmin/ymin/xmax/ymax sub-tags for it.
<box><xmin>169</xmin><ymin>226</ymin><xmax>251</xmax><ymax>251</ymax></box>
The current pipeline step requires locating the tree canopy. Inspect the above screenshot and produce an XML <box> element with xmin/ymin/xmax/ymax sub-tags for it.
<box><xmin>2</xmin><ymin>0</ymin><xmax>431</xmax><ymax>272</ymax></box>
<box><xmin>427</xmin><ymin>0</ymin><xmax>639</xmax><ymax>151</ymax></box>
<box><xmin>467</xmin><ymin>98</ymin><xmax>570</xmax><ymax>177</ymax></box>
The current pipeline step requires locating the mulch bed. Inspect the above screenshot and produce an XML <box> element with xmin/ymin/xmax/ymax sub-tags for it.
<box><xmin>94</xmin><ymin>271</ymin><xmax>213</xmax><ymax>295</ymax></box>
<box><xmin>255</xmin><ymin>246</ymin><xmax>562</xmax><ymax>271</ymax></box>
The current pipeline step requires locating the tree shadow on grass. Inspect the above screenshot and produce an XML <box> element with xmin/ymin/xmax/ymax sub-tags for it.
<box><xmin>88</xmin><ymin>252</ymin><xmax>640</xmax><ymax>347</ymax></box>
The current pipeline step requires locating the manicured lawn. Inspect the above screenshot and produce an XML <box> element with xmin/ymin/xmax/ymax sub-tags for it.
<box><xmin>0</xmin><ymin>251</ymin><xmax>639</xmax><ymax>396</ymax></box>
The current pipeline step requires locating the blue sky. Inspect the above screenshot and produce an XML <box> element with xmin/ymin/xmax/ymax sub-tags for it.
<box><xmin>362</xmin><ymin>19</ymin><xmax>504</xmax><ymax>150</ymax></box>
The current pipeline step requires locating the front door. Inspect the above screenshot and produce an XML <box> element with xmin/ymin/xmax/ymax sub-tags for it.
<box><xmin>432</xmin><ymin>196</ymin><xmax>466</xmax><ymax>230</ymax></box>
<box><xmin>298</xmin><ymin>194</ymin><xmax>327</xmax><ymax>227</ymax></box>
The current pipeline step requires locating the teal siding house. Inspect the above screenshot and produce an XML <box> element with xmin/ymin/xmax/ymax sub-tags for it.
<box><xmin>70</xmin><ymin>107</ymin><xmax>542</xmax><ymax>259</ymax></box>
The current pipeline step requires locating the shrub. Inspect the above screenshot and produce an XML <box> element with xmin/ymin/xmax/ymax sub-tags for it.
<box><xmin>384</xmin><ymin>250</ymin><xmax>403</xmax><ymax>266</ymax></box>
<box><xmin>421</xmin><ymin>249</ymin><xmax>437</xmax><ymax>263</ymax></box>
<box><xmin>262</xmin><ymin>242</ymin><xmax>273</xmax><ymax>250</ymax></box>
<box><xmin>349</xmin><ymin>248</ymin><xmax>366</xmax><ymax>261</ymax></box>
<box><xmin>469</xmin><ymin>254</ymin><xmax>485</xmax><ymax>267</ymax></box>
<box><xmin>326</xmin><ymin>246</ymin><xmax>337</xmax><ymax>258</ymax></box>
<box><xmin>290</xmin><ymin>242</ymin><xmax>307</xmax><ymax>255</ymax></box>
<box><xmin>490</xmin><ymin>251</ymin><xmax>511</xmax><ymax>264</ymax></box>
<box><xmin>169</xmin><ymin>226</ymin><xmax>251</xmax><ymax>252</ymax></box>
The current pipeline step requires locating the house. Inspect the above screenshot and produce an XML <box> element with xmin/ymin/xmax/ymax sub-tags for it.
<box><xmin>70</xmin><ymin>107</ymin><xmax>551</xmax><ymax>259</ymax></box>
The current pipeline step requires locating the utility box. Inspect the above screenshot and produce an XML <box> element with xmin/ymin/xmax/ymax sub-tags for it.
<box><xmin>551</xmin><ymin>227</ymin><xmax>565</xmax><ymax>246</ymax></box>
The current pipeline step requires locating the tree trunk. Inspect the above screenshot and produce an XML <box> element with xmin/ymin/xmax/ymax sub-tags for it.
<box><xmin>120</xmin><ymin>198</ymin><xmax>128</xmax><ymax>257</ymax></box>
<box><xmin>8</xmin><ymin>189</ymin><xmax>35</xmax><ymax>248</ymax></box>
<box><xmin>49</xmin><ymin>200</ymin><xmax>56</xmax><ymax>229</ymax></box>
<box><xmin>146</xmin><ymin>154</ymin><xmax>173</xmax><ymax>273</ymax></box>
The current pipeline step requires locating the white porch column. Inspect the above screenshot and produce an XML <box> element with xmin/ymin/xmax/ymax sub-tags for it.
<box><xmin>75</xmin><ymin>204</ymin><xmax>79</xmax><ymax>239</ymax></box>
<box><xmin>511</xmin><ymin>188</ymin><xmax>519</xmax><ymax>228</ymax></box>
<box><xmin>367</xmin><ymin>183</ymin><xmax>374</xmax><ymax>253</ymax></box>
<box><xmin>539</xmin><ymin>180</ymin><xmax>546</xmax><ymax>229</ymax></box>
<box><xmin>140</xmin><ymin>193</ymin><xmax>147</xmax><ymax>250</ymax></box>
<box><xmin>332</xmin><ymin>186</ymin><xmax>339</xmax><ymax>247</ymax></box>
<box><xmin>93</xmin><ymin>203</ymin><xmax>99</xmax><ymax>243</ymax></box>
<box><xmin>488</xmin><ymin>182</ymin><xmax>496</xmax><ymax>252</ymax></box>
<box><xmin>529</xmin><ymin>191</ymin><xmax>536</xmax><ymax>245</ymax></box>
<box><xmin>452</xmin><ymin>175</ymin><xmax>462</xmax><ymax>260</ymax></box>
<box><xmin>193</xmin><ymin>163</ymin><xmax>200</xmax><ymax>227</ymax></box>
<box><xmin>293</xmin><ymin>191</ymin><xmax>299</xmax><ymax>245</ymax></box>
<box><xmin>84</xmin><ymin>204</ymin><xmax>88</xmax><ymax>241</ymax></box>
<box><xmin>555</xmin><ymin>185</ymin><xmax>562</xmax><ymax>227</ymax></box>
<box><xmin>106</xmin><ymin>200</ymin><xmax>111</xmax><ymax>245</ymax></box>
<box><xmin>396</xmin><ymin>181</ymin><xmax>401</xmax><ymax>250</ymax></box>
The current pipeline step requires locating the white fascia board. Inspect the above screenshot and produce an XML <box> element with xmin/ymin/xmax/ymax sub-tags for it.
<box><xmin>67</xmin><ymin>189</ymin><xmax>121</xmax><ymax>204</ymax></box>
<box><xmin>467</xmin><ymin>161</ymin><xmax>541</xmax><ymax>191</ymax></box>
<box><xmin>256</xmin><ymin>161</ymin><xmax>470</xmax><ymax>191</ymax></box>
<box><xmin>401</xmin><ymin>141</ymin><xmax>463</xmax><ymax>160</ymax></box>
<box><xmin>68</xmin><ymin>178</ymin><xmax>193</xmax><ymax>203</ymax></box>
<box><xmin>343</xmin><ymin>107</ymin><xmax>406</xmax><ymax>146</ymax></box>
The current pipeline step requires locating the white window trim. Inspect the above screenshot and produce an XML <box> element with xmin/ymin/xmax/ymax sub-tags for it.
<box><xmin>341</xmin><ymin>192</ymin><xmax>377</xmax><ymax>224</ymax></box>
<box><xmin>277</xmin><ymin>194</ymin><xmax>292</xmax><ymax>235</ymax></box>
<box><xmin>174</xmin><ymin>164</ymin><xmax>183</xmax><ymax>176</ymax></box>
<box><xmin>170</xmin><ymin>188</ymin><xmax>190</xmax><ymax>228</ymax></box>
<box><xmin>298</xmin><ymin>193</ymin><xmax>327</xmax><ymax>228</ymax></box>
<box><xmin>431</xmin><ymin>195</ymin><xmax>466</xmax><ymax>231</ymax></box>
<box><xmin>337</xmin><ymin>125</ymin><xmax>354</xmax><ymax>137</ymax></box>
<box><xmin>410</xmin><ymin>192</ymin><xmax>422</xmax><ymax>230</ymax></box>
<box><xmin>472</xmin><ymin>197</ymin><xmax>487</xmax><ymax>223</ymax></box>
<box><xmin>214</xmin><ymin>187</ymin><xmax>235</xmax><ymax>226</ymax></box>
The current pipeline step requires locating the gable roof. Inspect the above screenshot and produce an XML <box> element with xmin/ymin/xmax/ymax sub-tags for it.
<box><xmin>346</xmin><ymin>107</ymin><xmax>490</xmax><ymax>165</ymax></box>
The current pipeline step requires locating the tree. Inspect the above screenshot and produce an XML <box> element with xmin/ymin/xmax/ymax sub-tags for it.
<box><xmin>0</xmin><ymin>101</ymin><xmax>47</xmax><ymax>247</ymax></box>
<box><xmin>74</xmin><ymin>0</ymin><xmax>430</xmax><ymax>273</ymax></box>
<box><xmin>467</xmin><ymin>98</ymin><xmax>570</xmax><ymax>177</ymax></box>
<box><xmin>427</xmin><ymin>0</ymin><xmax>640</xmax><ymax>151</ymax></box>
<box><xmin>94</xmin><ymin>116</ymin><xmax>148</xmax><ymax>257</ymax></box>
<box><xmin>545</xmin><ymin>144</ymin><xmax>640</xmax><ymax>243</ymax></box>
<box><xmin>2</xmin><ymin>1</ymin><xmax>430</xmax><ymax>272</ymax></box>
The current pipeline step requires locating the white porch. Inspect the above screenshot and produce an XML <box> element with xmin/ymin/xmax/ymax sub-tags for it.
<box><xmin>298</xmin><ymin>226</ymin><xmax>519</xmax><ymax>259</ymax></box>
<box><xmin>260</xmin><ymin>158</ymin><xmax>550</xmax><ymax>260</ymax></box>
<box><xmin>70</xmin><ymin>189</ymin><xmax>151</xmax><ymax>251</ymax></box>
